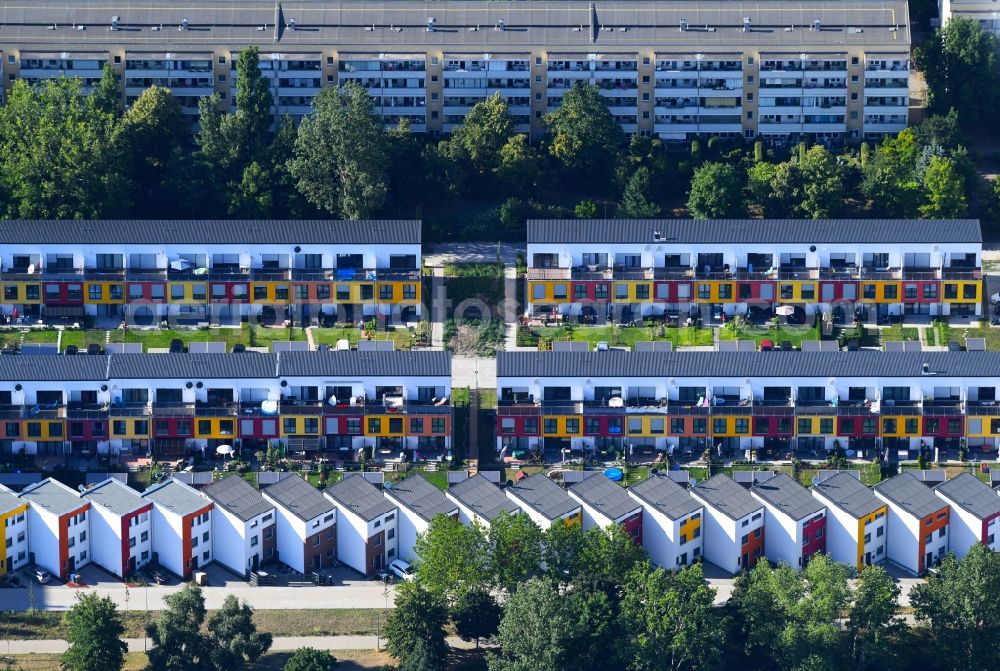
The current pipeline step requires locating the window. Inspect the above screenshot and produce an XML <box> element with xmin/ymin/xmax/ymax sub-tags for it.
<box><xmin>697</xmin><ymin>284</ymin><xmax>710</xmax><ymax>300</ymax></box>
<box><xmin>798</xmin><ymin>418</ymin><xmax>812</xmax><ymax>435</ymax></box>
<box><xmin>735</xmin><ymin>418</ymin><xmax>749</xmax><ymax>434</ymax></box>
<box><xmin>317</xmin><ymin>285</ymin><xmax>331</xmax><ymax>300</ymax></box>
<box><xmin>410</xmin><ymin>418</ymin><xmax>424</xmax><ymax>434</ymax></box>
<box><xmin>585</xmin><ymin>417</ymin><xmax>601</xmax><ymax>434</ymax></box>
<box><xmin>379</xmin><ymin>285</ymin><xmax>393</xmax><ymax>300</ymax></box>
<box><xmin>635</xmin><ymin>284</ymin><xmax>650</xmax><ymax>300</ymax></box>
<box><xmin>714</xmin><ymin>418</ymin><xmax>727</xmax><ymax>434</ymax></box>
<box><xmin>819</xmin><ymin>418</ymin><xmax>833</xmax><ymax>434</ymax></box>
<box><xmin>251</xmin><ymin>536</ymin><xmax>259</xmax><ymax>547</ymax></box>
<box><xmin>88</xmin><ymin>285</ymin><xmax>102</xmax><ymax>300</ymax></box>
<box><xmin>594</xmin><ymin>284</ymin><xmax>608</xmax><ymax>300</ymax></box>
<box><xmin>431</xmin><ymin>418</ymin><xmax>446</xmax><ymax>434</ymax></box>
<box><xmin>883</xmin><ymin>418</ymin><xmax>896</xmax><ymax>433</ymax></box>
<box><xmin>670</xmin><ymin>418</ymin><xmax>685</xmax><ymax>434</ymax></box>
<box><xmin>692</xmin><ymin>419</ymin><xmax>706</xmax><ymax>434</ymax></box>
<box><xmin>565</xmin><ymin>418</ymin><xmax>579</xmax><ymax>434</ymax></box>
<box><xmin>883</xmin><ymin>285</ymin><xmax>897</xmax><ymax>300</ymax></box>
<box><xmin>543</xmin><ymin>418</ymin><xmax>558</xmax><ymax>434</ymax></box>
<box><xmin>367</xmin><ymin>418</ymin><xmax>381</xmax><ymax>433</ymax></box>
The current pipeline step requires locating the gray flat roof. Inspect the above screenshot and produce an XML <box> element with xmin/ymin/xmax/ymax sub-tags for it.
<box><xmin>569</xmin><ymin>473</ymin><xmax>641</xmax><ymax>521</ymax></box>
<box><xmin>20</xmin><ymin>478</ymin><xmax>88</xmax><ymax>516</ymax></box>
<box><xmin>751</xmin><ymin>473</ymin><xmax>823</xmax><ymax>521</ymax></box>
<box><xmin>506</xmin><ymin>473</ymin><xmax>580</xmax><ymax>521</ymax></box>
<box><xmin>0</xmin><ymin>220</ymin><xmax>420</xmax><ymax>246</ymax></box>
<box><xmin>0</xmin><ymin>356</ymin><xmax>109</xmax><ymax>382</ymax></box>
<box><xmin>875</xmin><ymin>472</ymin><xmax>949</xmax><ymax>520</ymax></box>
<box><xmin>143</xmin><ymin>478</ymin><xmax>213</xmax><ymax>516</ymax></box>
<box><xmin>691</xmin><ymin>474</ymin><xmax>762</xmax><ymax>520</ymax></box>
<box><xmin>497</xmin><ymin>351</ymin><xmax>1000</xmax><ymax>379</ymax></box>
<box><xmin>628</xmin><ymin>472</ymin><xmax>701</xmax><ymax>520</ymax></box>
<box><xmin>812</xmin><ymin>471</ymin><xmax>883</xmax><ymax>519</ymax></box>
<box><xmin>203</xmin><ymin>475</ymin><xmax>274</xmax><ymax>522</ymax></box>
<box><xmin>934</xmin><ymin>473</ymin><xmax>1000</xmax><ymax>520</ymax></box>
<box><xmin>279</xmin><ymin>350</ymin><xmax>452</xmax><ymax>378</ymax></box>
<box><xmin>446</xmin><ymin>474</ymin><xmax>519</xmax><ymax>522</ymax></box>
<box><xmin>528</xmin><ymin>218</ymin><xmax>979</xmax><ymax>245</ymax></box>
<box><xmin>110</xmin><ymin>353</ymin><xmax>278</xmax><ymax>380</ymax></box>
<box><xmin>262</xmin><ymin>473</ymin><xmax>335</xmax><ymax>522</ymax></box>
<box><xmin>384</xmin><ymin>474</ymin><xmax>458</xmax><ymax>523</ymax></box>
<box><xmin>324</xmin><ymin>474</ymin><xmax>395</xmax><ymax>522</ymax></box>
<box><xmin>0</xmin><ymin>2</ymin><xmax>910</xmax><ymax>51</ymax></box>
<box><xmin>82</xmin><ymin>478</ymin><xmax>148</xmax><ymax>517</ymax></box>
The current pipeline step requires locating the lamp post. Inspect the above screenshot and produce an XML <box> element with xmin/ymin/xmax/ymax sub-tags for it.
<box><xmin>376</xmin><ymin>575</ymin><xmax>390</xmax><ymax>650</ymax></box>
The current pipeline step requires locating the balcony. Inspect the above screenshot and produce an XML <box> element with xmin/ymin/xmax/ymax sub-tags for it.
<box><xmin>151</xmin><ymin>402</ymin><xmax>196</xmax><ymax>416</ymax></box>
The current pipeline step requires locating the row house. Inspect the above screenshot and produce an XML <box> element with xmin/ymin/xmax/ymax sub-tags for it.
<box><xmin>323</xmin><ymin>475</ymin><xmax>398</xmax><ymax>576</ymax></box>
<box><xmin>0</xmin><ymin>484</ymin><xmax>29</xmax><ymax>577</ymax></box>
<box><xmin>142</xmin><ymin>478</ymin><xmax>214</xmax><ymax>579</ymax></box>
<box><xmin>525</xmin><ymin>218</ymin><xmax>983</xmax><ymax>323</ymax></box>
<box><xmin>750</xmin><ymin>473</ymin><xmax>826</xmax><ymax>568</ymax></box>
<box><xmin>874</xmin><ymin>472</ymin><xmax>950</xmax><ymax>575</ymax></box>
<box><xmin>811</xmin><ymin>472</ymin><xmax>887</xmax><ymax>571</ymax></box>
<box><xmin>383</xmin><ymin>474</ymin><xmax>459</xmax><ymax>562</ymax></box>
<box><xmin>627</xmin><ymin>472</ymin><xmax>703</xmax><ymax>568</ymax></box>
<box><xmin>81</xmin><ymin>478</ymin><xmax>153</xmax><ymax>578</ymax></box>
<box><xmin>445</xmin><ymin>474</ymin><xmax>521</xmax><ymax>527</ymax></box>
<box><xmin>0</xmin><ymin>1</ymin><xmax>910</xmax><ymax>142</ymax></box>
<box><xmin>19</xmin><ymin>478</ymin><xmax>91</xmax><ymax>579</ymax></box>
<box><xmin>261</xmin><ymin>473</ymin><xmax>337</xmax><ymax>574</ymax></box>
<box><xmin>691</xmin><ymin>474</ymin><xmax>765</xmax><ymax>573</ymax></box>
<box><xmin>201</xmin><ymin>475</ymin><xmax>276</xmax><ymax>576</ymax></box>
<box><xmin>495</xmin><ymin>350</ymin><xmax>1000</xmax><ymax>460</ymax></box>
<box><xmin>933</xmin><ymin>473</ymin><xmax>1000</xmax><ymax>557</ymax></box>
<box><xmin>568</xmin><ymin>473</ymin><xmax>643</xmax><ymax>543</ymax></box>
<box><xmin>0</xmin><ymin>350</ymin><xmax>451</xmax><ymax>461</ymax></box>
<box><xmin>505</xmin><ymin>473</ymin><xmax>583</xmax><ymax>528</ymax></box>
<box><xmin>0</xmin><ymin>219</ymin><xmax>422</xmax><ymax>323</ymax></box>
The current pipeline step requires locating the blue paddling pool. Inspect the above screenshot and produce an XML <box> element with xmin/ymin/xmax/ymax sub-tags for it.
<box><xmin>603</xmin><ymin>467</ymin><xmax>624</xmax><ymax>482</ymax></box>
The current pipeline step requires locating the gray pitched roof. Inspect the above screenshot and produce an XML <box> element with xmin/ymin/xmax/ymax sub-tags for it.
<box><xmin>82</xmin><ymin>478</ymin><xmax>147</xmax><ymax>516</ymax></box>
<box><xmin>0</xmin><ymin>1</ymin><xmax>911</xmax><ymax>51</ymax></box>
<box><xmin>691</xmin><ymin>474</ymin><xmax>763</xmax><ymax>520</ymax></box>
<box><xmin>262</xmin><ymin>473</ymin><xmax>335</xmax><ymax>523</ymax></box>
<box><xmin>446</xmin><ymin>474</ymin><xmax>519</xmax><ymax>522</ymax></box>
<box><xmin>202</xmin><ymin>475</ymin><xmax>274</xmax><ymax>522</ymax></box>
<box><xmin>569</xmin><ymin>473</ymin><xmax>640</xmax><ymax>521</ymax></box>
<box><xmin>20</xmin><ymin>478</ymin><xmax>87</xmax><ymax>516</ymax></box>
<box><xmin>497</xmin><ymin>351</ymin><xmax>1000</xmax><ymax>379</ymax></box>
<box><xmin>384</xmin><ymin>474</ymin><xmax>458</xmax><ymax>523</ymax></box>
<box><xmin>506</xmin><ymin>473</ymin><xmax>580</xmax><ymax>521</ymax></box>
<box><xmin>325</xmin><ymin>474</ymin><xmax>395</xmax><ymax>522</ymax></box>
<box><xmin>279</xmin><ymin>350</ymin><xmax>451</xmax><ymax>378</ymax></box>
<box><xmin>812</xmin><ymin>472</ymin><xmax>884</xmax><ymax>519</ymax></box>
<box><xmin>143</xmin><ymin>478</ymin><xmax>213</xmax><ymax>516</ymax></box>
<box><xmin>110</xmin><ymin>353</ymin><xmax>278</xmax><ymax>379</ymax></box>
<box><xmin>0</xmin><ymin>484</ymin><xmax>24</xmax><ymax>515</ymax></box>
<box><xmin>0</xmin><ymin>220</ymin><xmax>420</xmax><ymax>245</ymax></box>
<box><xmin>934</xmin><ymin>473</ymin><xmax>1000</xmax><ymax>520</ymax></box>
<box><xmin>628</xmin><ymin>472</ymin><xmax>701</xmax><ymax>520</ymax></box>
<box><xmin>875</xmin><ymin>473</ymin><xmax>949</xmax><ymax>520</ymax></box>
<box><xmin>0</xmin><ymin>356</ymin><xmax>108</xmax><ymax>381</ymax></box>
<box><xmin>528</xmin><ymin>219</ymin><xmax>981</xmax><ymax>245</ymax></box>
<box><xmin>751</xmin><ymin>473</ymin><xmax>823</xmax><ymax>521</ymax></box>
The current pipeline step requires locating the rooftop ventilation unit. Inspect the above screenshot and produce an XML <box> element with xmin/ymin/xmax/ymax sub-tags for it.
<box><xmin>288</xmin><ymin>18</ymin><xmax>296</xmax><ymax>31</ymax></box>
<box><xmin>813</xmin><ymin>19</ymin><xmax>821</xmax><ymax>31</ymax></box>
<box><xmin>679</xmin><ymin>18</ymin><xmax>688</xmax><ymax>32</ymax></box>
<box><xmin>743</xmin><ymin>17</ymin><xmax>752</xmax><ymax>32</ymax></box>
<box><xmin>427</xmin><ymin>17</ymin><xmax>436</xmax><ymax>32</ymax></box>
<box><xmin>111</xmin><ymin>15</ymin><xmax>120</xmax><ymax>31</ymax></box>
<box><xmin>180</xmin><ymin>18</ymin><xmax>189</xmax><ymax>31</ymax></box>
<box><xmin>497</xmin><ymin>18</ymin><xmax>506</xmax><ymax>32</ymax></box>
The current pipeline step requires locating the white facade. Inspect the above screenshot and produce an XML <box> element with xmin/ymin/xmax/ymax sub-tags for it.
<box><xmin>208</xmin><ymin>502</ymin><xmax>276</xmax><ymax>576</ymax></box>
<box><xmin>937</xmin><ymin>494</ymin><xmax>1000</xmax><ymax>558</ymax></box>
<box><xmin>688</xmin><ymin>494</ymin><xmax>764</xmax><ymax>575</ymax></box>
<box><xmin>143</xmin><ymin>482</ymin><xmax>214</xmax><ymax>579</ymax></box>
<box><xmin>1</xmin><ymin>486</ymin><xmax>29</xmax><ymax>575</ymax></box>
<box><xmin>811</xmin><ymin>489</ymin><xmax>887</xmax><ymax>570</ymax></box>
<box><xmin>504</xmin><ymin>493</ymin><xmax>581</xmax><ymax>530</ymax></box>
<box><xmin>749</xmin><ymin>493</ymin><xmax>825</xmax><ymax>569</ymax></box>
<box><xmin>384</xmin><ymin>497</ymin><xmax>430</xmax><ymax>563</ymax></box>
<box><xmin>567</xmin><ymin>491</ymin><xmax>641</xmax><ymax>530</ymax></box>
<box><xmin>84</xmin><ymin>483</ymin><xmax>153</xmax><ymax>579</ymax></box>
<box><xmin>875</xmin><ymin>493</ymin><xmax>948</xmax><ymax>576</ymax></box>
<box><xmin>627</xmin><ymin>490</ymin><xmax>703</xmax><ymax>569</ymax></box>
<box><xmin>262</xmin><ymin>494</ymin><xmax>337</xmax><ymax>575</ymax></box>
<box><xmin>20</xmin><ymin>490</ymin><xmax>90</xmax><ymax>578</ymax></box>
<box><xmin>324</xmin><ymin>494</ymin><xmax>398</xmax><ymax>576</ymax></box>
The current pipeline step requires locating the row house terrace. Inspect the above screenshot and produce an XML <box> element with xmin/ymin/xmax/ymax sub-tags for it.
<box><xmin>0</xmin><ymin>220</ymin><xmax>422</xmax><ymax>323</ymax></box>
<box><xmin>496</xmin><ymin>351</ymin><xmax>1000</xmax><ymax>463</ymax></box>
<box><xmin>0</xmin><ymin>350</ymin><xmax>451</xmax><ymax>462</ymax></box>
<box><xmin>526</xmin><ymin>218</ymin><xmax>982</xmax><ymax>324</ymax></box>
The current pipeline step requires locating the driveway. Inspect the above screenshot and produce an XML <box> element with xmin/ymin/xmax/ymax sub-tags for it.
<box><xmin>451</xmin><ymin>356</ymin><xmax>497</xmax><ymax>389</ymax></box>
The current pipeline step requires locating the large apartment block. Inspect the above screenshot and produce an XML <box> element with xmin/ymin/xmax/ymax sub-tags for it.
<box><xmin>1</xmin><ymin>1</ymin><xmax>910</xmax><ymax>143</ymax></box>
<box><xmin>0</xmin><ymin>220</ymin><xmax>422</xmax><ymax>323</ymax></box>
<box><xmin>526</xmin><ymin>219</ymin><xmax>983</xmax><ymax>323</ymax></box>
<box><xmin>0</xmin><ymin>350</ymin><xmax>452</xmax><ymax>461</ymax></box>
<box><xmin>496</xmin><ymin>351</ymin><xmax>1000</xmax><ymax>461</ymax></box>
<box><xmin>940</xmin><ymin>0</ymin><xmax>1000</xmax><ymax>35</ymax></box>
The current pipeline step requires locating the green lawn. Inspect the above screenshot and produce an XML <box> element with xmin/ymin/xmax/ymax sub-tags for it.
<box><xmin>937</xmin><ymin>322</ymin><xmax>1000</xmax><ymax>350</ymax></box>
<box><xmin>719</xmin><ymin>322</ymin><xmax>823</xmax><ymax>348</ymax></box>
<box><xmin>531</xmin><ymin>324</ymin><xmax>714</xmax><ymax>349</ymax></box>
<box><xmin>880</xmin><ymin>324</ymin><xmax>920</xmax><ymax>343</ymax></box>
<box><xmin>312</xmin><ymin>326</ymin><xmax>417</xmax><ymax>350</ymax></box>
<box><xmin>16</xmin><ymin>324</ymin><xmax>320</xmax><ymax>353</ymax></box>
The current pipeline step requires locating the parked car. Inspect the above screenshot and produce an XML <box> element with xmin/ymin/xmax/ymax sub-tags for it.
<box><xmin>34</xmin><ymin>569</ymin><xmax>51</xmax><ymax>584</ymax></box>
<box><xmin>389</xmin><ymin>559</ymin><xmax>415</xmax><ymax>582</ymax></box>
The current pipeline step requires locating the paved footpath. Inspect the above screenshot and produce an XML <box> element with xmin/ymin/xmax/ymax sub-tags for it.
<box><xmin>0</xmin><ymin>636</ymin><xmax>478</xmax><ymax>655</ymax></box>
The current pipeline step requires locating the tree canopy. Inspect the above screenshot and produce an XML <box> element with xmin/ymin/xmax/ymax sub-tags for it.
<box><xmin>61</xmin><ymin>593</ymin><xmax>128</xmax><ymax>671</ymax></box>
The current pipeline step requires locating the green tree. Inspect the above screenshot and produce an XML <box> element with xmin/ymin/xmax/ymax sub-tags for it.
<box><xmin>544</xmin><ymin>82</ymin><xmax>625</xmax><ymax>192</ymax></box>
<box><xmin>146</xmin><ymin>584</ymin><xmax>214</xmax><ymax>671</ymax></box>
<box><xmin>619</xmin><ymin>167</ymin><xmax>661</xmax><ymax>218</ymax></box>
<box><xmin>687</xmin><ymin>162</ymin><xmax>743</xmax><ymax>218</ymax></box>
<box><xmin>230</xmin><ymin>47</ymin><xmax>274</xmax><ymax>166</ymax></box>
<box><xmin>400</xmin><ymin>639</ymin><xmax>445</xmax><ymax>671</ymax></box>
<box><xmin>386</xmin><ymin>119</ymin><xmax>430</xmax><ymax>213</ymax></box>
<box><xmin>911</xmin><ymin>544</ymin><xmax>1000</xmax><ymax>671</ymax></box>
<box><xmin>920</xmin><ymin>155</ymin><xmax>968</xmax><ymax>218</ymax></box>
<box><xmin>797</xmin><ymin>145</ymin><xmax>844</xmax><ymax>218</ymax></box>
<box><xmin>745</xmin><ymin>161</ymin><xmax>798</xmax><ymax>217</ymax></box>
<box><xmin>913</xmin><ymin>109</ymin><xmax>964</xmax><ymax>151</ymax></box>
<box><xmin>848</xmin><ymin>565</ymin><xmax>904</xmax><ymax>671</ymax></box>
<box><xmin>861</xmin><ymin>129</ymin><xmax>921</xmax><ymax>217</ymax></box>
<box><xmin>487</xmin><ymin>510</ymin><xmax>543</xmax><ymax>593</ymax></box>
<box><xmin>575</xmin><ymin>524</ymin><xmax>646</xmax><ymax>594</ymax></box>
<box><xmin>116</xmin><ymin>86</ymin><xmax>189</xmax><ymax>217</ymax></box>
<box><xmin>90</xmin><ymin>62</ymin><xmax>121</xmax><ymax>117</ymax></box>
<box><xmin>448</xmin><ymin>92</ymin><xmax>516</xmax><ymax>184</ymax></box>
<box><xmin>61</xmin><ymin>593</ymin><xmax>127</xmax><ymax>671</ymax></box>
<box><xmin>0</xmin><ymin>79</ymin><xmax>126</xmax><ymax>218</ymax></box>
<box><xmin>384</xmin><ymin>580</ymin><xmax>449</xmax><ymax>666</ymax></box>
<box><xmin>497</xmin><ymin>134</ymin><xmax>541</xmax><ymax>193</ymax></box>
<box><xmin>290</xmin><ymin>82</ymin><xmax>389</xmax><ymax>218</ymax></box>
<box><xmin>621</xmin><ymin>562</ymin><xmax>723</xmax><ymax>671</ymax></box>
<box><xmin>451</xmin><ymin>588</ymin><xmax>503</xmax><ymax>648</ymax></box>
<box><xmin>230</xmin><ymin>161</ymin><xmax>274</xmax><ymax>218</ymax></box>
<box><xmin>283</xmin><ymin>648</ymin><xmax>338</xmax><ymax>671</ymax></box>
<box><xmin>207</xmin><ymin>594</ymin><xmax>272</xmax><ymax>669</ymax></box>
<box><xmin>413</xmin><ymin>512</ymin><xmax>489</xmax><ymax>603</ymax></box>
<box><xmin>917</xmin><ymin>17</ymin><xmax>1000</xmax><ymax>123</ymax></box>
<box><xmin>574</xmin><ymin>199</ymin><xmax>600</xmax><ymax>219</ymax></box>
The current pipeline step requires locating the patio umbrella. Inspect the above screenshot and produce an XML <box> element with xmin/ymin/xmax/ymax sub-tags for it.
<box><xmin>776</xmin><ymin>305</ymin><xmax>795</xmax><ymax>317</ymax></box>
